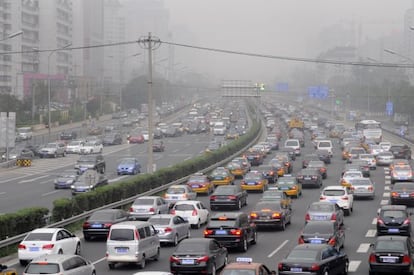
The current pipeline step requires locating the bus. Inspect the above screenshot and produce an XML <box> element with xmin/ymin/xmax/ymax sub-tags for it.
<box><xmin>355</xmin><ymin>120</ymin><xmax>381</xmax><ymax>131</ymax></box>
<box><xmin>355</xmin><ymin>120</ymin><xmax>382</xmax><ymax>143</ymax></box>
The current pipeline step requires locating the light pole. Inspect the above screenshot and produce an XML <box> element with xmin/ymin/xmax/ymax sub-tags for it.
<box><xmin>47</xmin><ymin>43</ymin><xmax>72</xmax><ymax>140</ymax></box>
<box><xmin>0</xmin><ymin>30</ymin><xmax>23</xmax><ymax>42</ymax></box>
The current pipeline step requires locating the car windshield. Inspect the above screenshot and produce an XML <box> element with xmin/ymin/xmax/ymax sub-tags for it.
<box><xmin>25</xmin><ymin>263</ymin><xmax>60</xmax><ymax>274</ymax></box>
<box><xmin>309</xmin><ymin>203</ymin><xmax>334</xmax><ymax>212</ymax></box>
<box><xmin>285</xmin><ymin>141</ymin><xmax>298</xmax><ymax>146</ymax></box>
<box><xmin>303</xmin><ymin>223</ymin><xmax>334</xmax><ymax>234</ymax></box>
<box><xmin>375</xmin><ymin>240</ymin><xmax>406</xmax><ymax>252</ymax></box>
<box><xmin>84</xmin><ymin>142</ymin><xmax>95</xmax><ymax>146</ymax></box>
<box><xmin>208</xmin><ymin>219</ymin><xmax>237</xmax><ymax>227</ymax></box>
<box><xmin>167</xmin><ymin>187</ymin><xmax>186</xmax><ymax>194</ymax></box>
<box><xmin>176</xmin><ymin>242</ymin><xmax>207</xmax><ymax>253</ymax></box>
<box><xmin>89</xmin><ymin>211</ymin><xmax>116</xmax><ymax>220</ymax></box>
<box><xmin>59</xmin><ymin>171</ymin><xmax>77</xmax><ymax>178</ymax></box>
<box><xmin>215</xmin><ymin>186</ymin><xmax>237</xmax><ymax>195</ymax></box>
<box><xmin>344</xmin><ymin>172</ymin><xmax>362</xmax><ymax>178</ymax></box>
<box><xmin>382</xmin><ymin>210</ymin><xmax>406</xmax><ymax>219</ymax></box>
<box><xmin>262</xmin><ymin>191</ymin><xmax>283</xmax><ymax>199</ymax></box>
<box><xmin>119</xmin><ymin>158</ymin><xmax>136</xmax><ymax>165</ymax></box>
<box><xmin>174</xmin><ymin>204</ymin><xmax>195</xmax><ymax>211</ymax></box>
<box><xmin>245</xmin><ymin>174</ymin><xmax>261</xmax><ymax>181</ymax></box>
<box><xmin>349</xmin><ymin>179</ymin><xmax>371</xmax><ymax>185</ymax></box>
<box><xmin>323</xmin><ymin>190</ymin><xmax>345</xmax><ymax>196</ymax></box>
<box><xmin>148</xmin><ymin>217</ymin><xmax>171</xmax><ymax>225</ymax></box>
<box><xmin>212</xmin><ymin>170</ymin><xmax>228</xmax><ymax>177</ymax></box>
<box><xmin>134</xmin><ymin>198</ymin><xmax>154</xmax><ymax>205</ymax></box>
<box><xmin>109</xmin><ymin>229</ymin><xmax>134</xmax><ymax>241</ymax></box>
<box><xmin>394</xmin><ymin>183</ymin><xmax>414</xmax><ymax>191</ymax></box>
<box><xmin>319</xmin><ymin>142</ymin><xmax>331</xmax><ymax>147</ymax></box>
<box><xmin>287</xmin><ymin>249</ymin><xmax>319</xmax><ymax>261</ymax></box>
<box><xmin>25</xmin><ymin>232</ymin><xmax>53</xmax><ymax>241</ymax></box>
<box><xmin>188</xmin><ymin>176</ymin><xmax>207</xmax><ymax>183</ymax></box>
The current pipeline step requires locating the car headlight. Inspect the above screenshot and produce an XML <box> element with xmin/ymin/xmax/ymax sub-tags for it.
<box><xmin>70</xmin><ymin>185</ymin><xmax>75</xmax><ymax>189</ymax></box>
<box><xmin>54</xmin><ymin>179</ymin><xmax>58</xmax><ymax>183</ymax></box>
<box><xmin>89</xmin><ymin>185</ymin><xmax>94</xmax><ymax>188</ymax></box>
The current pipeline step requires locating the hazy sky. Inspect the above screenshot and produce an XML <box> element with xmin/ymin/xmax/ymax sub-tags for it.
<box><xmin>162</xmin><ymin>0</ymin><xmax>413</xmax><ymax>83</ymax></box>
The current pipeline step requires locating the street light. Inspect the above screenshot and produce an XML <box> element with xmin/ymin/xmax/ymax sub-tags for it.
<box><xmin>0</xmin><ymin>30</ymin><xmax>23</xmax><ymax>42</ymax></box>
<box><xmin>384</xmin><ymin>48</ymin><xmax>414</xmax><ymax>63</ymax></box>
<box><xmin>48</xmin><ymin>43</ymin><xmax>72</xmax><ymax>140</ymax></box>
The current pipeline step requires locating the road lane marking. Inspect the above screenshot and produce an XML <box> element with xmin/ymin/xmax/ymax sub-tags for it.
<box><xmin>348</xmin><ymin>260</ymin><xmax>361</xmax><ymax>272</ymax></box>
<box><xmin>366</xmin><ymin>229</ymin><xmax>377</xmax><ymax>237</ymax></box>
<box><xmin>0</xmin><ymin>174</ymin><xmax>33</xmax><ymax>184</ymax></box>
<box><xmin>372</xmin><ymin>218</ymin><xmax>377</xmax><ymax>225</ymax></box>
<box><xmin>384</xmin><ymin>186</ymin><xmax>390</xmax><ymax>191</ymax></box>
<box><xmin>268</xmin><ymin>240</ymin><xmax>289</xmax><ymax>258</ymax></box>
<box><xmin>383</xmin><ymin>192</ymin><xmax>390</xmax><ymax>197</ymax></box>
<box><xmin>357</xmin><ymin>243</ymin><xmax>371</xmax><ymax>253</ymax></box>
<box><xmin>384</xmin><ymin>175</ymin><xmax>391</xmax><ymax>180</ymax></box>
<box><xmin>92</xmin><ymin>257</ymin><xmax>106</xmax><ymax>265</ymax></box>
<box><xmin>42</xmin><ymin>190</ymin><xmax>61</xmax><ymax>196</ymax></box>
<box><xmin>0</xmin><ymin>192</ymin><xmax>5</xmax><ymax>195</ymax></box>
<box><xmin>172</xmin><ymin>149</ymin><xmax>179</xmax><ymax>153</ymax></box>
<box><xmin>109</xmin><ymin>175</ymin><xmax>129</xmax><ymax>183</ymax></box>
<box><xmin>380</xmin><ymin>199</ymin><xmax>388</xmax><ymax>205</ymax></box>
<box><xmin>19</xmin><ymin>175</ymin><xmax>49</xmax><ymax>183</ymax></box>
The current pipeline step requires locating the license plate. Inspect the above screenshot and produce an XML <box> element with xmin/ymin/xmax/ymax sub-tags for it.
<box><xmin>91</xmin><ymin>224</ymin><xmax>102</xmax><ymax>228</ymax></box>
<box><xmin>214</xmin><ymin>177</ymin><xmax>224</xmax><ymax>180</ymax></box>
<box><xmin>29</xmin><ymin>247</ymin><xmax>39</xmax><ymax>252</ymax></box>
<box><xmin>329</xmin><ymin>200</ymin><xmax>338</xmax><ymax>203</ymax></box>
<box><xmin>304</xmin><ymin>177</ymin><xmax>311</xmax><ymax>180</ymax></box>
<box><xmin>191</xmin><ymin>184</ymin><xmax>199</xmax><ymax>188</ymax></box>
<box><xmin>116</xmin><ymin>247</ymin><xmax>128</xmax><ymax>253</ymax></box>
<box><xmin>247</xmin><ymin>182</ymin><xmax>256</xmax><ymax>185</ymax></box>
<box><xmin>135</xmin><ymin>209</ymin><xmax>146</xmax><ymax>212</ymax></box>
<box><xmin>290</xmin><ymin>267</ymin><xmax>302</xmax><ymax>272</ymax></box>
<box><xmin>215</xmin><ymin>230</ymin><xmax>227</xmax><ymax>235</ymax></box>
<box><xmin>401</xmin><ymin>194</ymin><xmax>409</xmax><ymax>198</ymax></box>
<box><xmin>388</xmin><ymin>228</ymin><xmax>400</xmax><ymax>233</ymax></box>
<box><xmin>314</xmin><ymin>216</ymin><xmax>326</xmax><ymax>220</ymax></box>
<box><xmin>182</xmin><ymin>259</ymin><xmax>195</xmax><ymax>265</ymax></box>
<box><xmin>310</xmin><ymin>239</ymin><xmax>323</xmax><ymax>244</ymax></box>
<box><xmin>381</xmin><ymin>256</ymin><xmax>397</xmax><ymax>263</ymax></box>
<box><xmin>171</xmin><ymin>196</ymin><xmax>178</xmax><ymax>200</ymax></box>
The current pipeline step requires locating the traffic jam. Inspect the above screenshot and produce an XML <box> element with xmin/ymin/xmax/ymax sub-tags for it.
<box><xmin>5</xmin><ymin>101</ymin><xmax>414</xmax><ymax>275</ymax></box>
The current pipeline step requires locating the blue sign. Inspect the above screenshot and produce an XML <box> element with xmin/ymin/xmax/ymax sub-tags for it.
<box><xmin>386</xmin><ymin>101</ymin><xmax>393</xmax><ymax>116</ymax></box>
<box><xmin>308</xmin><ymin>86</ymin><xmax>329</xmax><ymax>99</ymax></box>
<box><xmin>276</xmin><ymin>82</ymin><xmax>289</xmax><ymax>92</ymax></box>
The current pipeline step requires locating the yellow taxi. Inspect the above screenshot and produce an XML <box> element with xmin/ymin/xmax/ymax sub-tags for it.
<box><xmin>340</xmin><ymin>170</ymin><xmax>364</xmax><ymax>188</ymax></box>
<box><xmin>269</xmin><ymin>158</ymin><xmax>288</xmax><ymax>177</ymax></box>
<box><xmin>241</xmin><ymin>171</ymin><xmax>269</xmax><ymax>192</ymax></box>
<box><xmin>0</xmin><ymin>265</ymin><xmax>17</xmax><ymax>275</ymax></box>
<box><xmin>274</xmin><ymin>175</ymin><xmax>302</xmax><ymax>198</ymax></box>
<box><xmin>260</xmin><ymin>189</ymin><xmax>293</xmax><ymax>210</ymax></box>
<box><xmin>221</xmin><ymin>257</ymin><xmax>275</xmax><ymax>275</ymax></box>
<box><xmin>209</xmin><ymin>167</ymin><xmax>235</xmax><ymax>186</ymax></box>
<box><xmin>227</xmin><ymin>157</ymin><xmax>251</xmax><ymax>178</ymax></box>
<box><xmin>273</xmin><ymin>153</ymin><xmax>292</xmax><ymax>173</ymax></box>
<box><xmin>186</xmin><ymin>172</ymin><xmax>214</xmax><ymax>195</ymax></box>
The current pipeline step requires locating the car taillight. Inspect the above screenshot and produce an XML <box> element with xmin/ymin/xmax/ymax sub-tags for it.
<box><xmin>82</xmin><ymin>222</ymin><xmax>90</xmax><ymax>228</ymax></box>
<box><xmin>403</xmin><ymin>255</ymin><xmax>411</xmax><ymax>264</ymax></box>
<box><xmin>230</xmin><ymin>229</ymin><xmax>242</xmax><ymax>235</ymax></box>
<box><xmin>298</xmin><ymin>236</ymin><xmax>304</xmax><ymax>244</ymax></box>
<box><xmin>42</xmin><ymin>244</ymin><xmax>54</xmax><ymax>250</ymax></box>
<box><xmin>291</xmin><ymin>185</ymin><xmax>297</xmax><ymax>190</ymax></box>
<box><xmin>18</xmin><ymin>244</ymin><xmax>26</xmax><ymax>249</ymax></box>
<box><xmin>311</xmin><ymin>176</ymin><xmax>317</xmax><ymax>179</ymax></box>
<box><xmin>305</xmin><ymin>213</ymin><xmax>310</xmax><ymax>221</ymax></box>
<box><xmin>170</xmin><ymin>209</ymin><xmax>176</xmax><ymax>215</ymax></box>
<box><xmin>250</xmin><ymin>213</ymin><xmax>258</xmax><ymax>219</ymax></box>
<box><xmin>149</xmin><ymin>207</ymin><xmax>155</xmax><ymax>213</ymax></box>
<box><xmin>404</xmin><ymin>218</ymin><xmax>411</xmax><ymax>225</ymax></box>
<box><xmin>170</xmin><ymin>256</ymin><xmax>180</xmax><ymax>263</ymax></box>
<box><xmin>197</xmin><ymin>256</ymin><xmax>209</xmax><ymax>263</ymax></box>
<box><xmin>278</xmin><ymin>263</ymin><xmax>283</xmax><ymax>270</ymax></box>
<box><xmin>204</xmin><ymin>229</ymin><xmax>214</xmax><ymax>236</ymax></box>
<box><xmin>328</xmin><ymin>237</ymin><xmax>336</xmax><ymax>246</ymax></box>
<box><xmin>104</xmin><ymin>223</ymin><xmax>112</xmax><ymax>228</ymax></box>
<box><xmin>297</xmin><ymin>176</ymin><xmax>304</xmax><ymax>179</ymax></box>
<box><xmin>331</xmin><ymin>213</ymin><xmax>337</xmax><ymax>221</ymax></box>
<box><xmin>369</xmin><ymin>253</ymin><xmax>376</xmax><ymax>263</ymax></box>
<box><xmin>164</xmin><ymin>227</ymin><xmax>173</xmax><ymax>233</ymax></box>
<box><xmin>228</xmin><ymin>195</ymin><xmax>237</xmax><ymax>200</ymax></box>
<box><xmin>192</xmin><ymin>209</ymin><xmax>198</xmax><ymax>216</ymax></box>
<box><xmin>368</xmin><ymin>186</ymin><xmax>374</xmax><ymax>191</ymax></box>
<box><xmin>391</xmin><ymin>192</ymin><xmax>398</xmax><ymax>197</ymax></box>
<box><xmin>342</xmin><ymin>196</ymin><xmax>349</xmax><ymax>200</ymax></box>
<box><xmin>210</xmin><ymin>196</ymin><xmax>217</xmax><ymax>201</ymax></box>
<box><xmin>241</xmin><ymin>181</ymin><xmax>246</xmax><ymax>185</ymax></box>
<box><xmin>135</xmin><ymin>229</ymin><xmax>140</xmax><ymax>240</ymax></box>
<box><xmin>320</xmin><ymin>196</ymin><xmax>326</xmax><ymax>200</ymax></box>
<box><xmin>310</xmin><ymin>264</ymin><xmax>320</xmax><ymax>271</ymax></box>
<box><xmin>272</xmin><ymin>212</ymin><xmax>281</xmax><ymax>218</ymax></box>
<box><xmin>377</xmin><ymin>218</ymin><xmax>384</xmax><ymax>225</ymax></box>
<box><xmin>129</xmin><ymin>207</ymin><xmax>134</xmax><ymax>212</ymax></box>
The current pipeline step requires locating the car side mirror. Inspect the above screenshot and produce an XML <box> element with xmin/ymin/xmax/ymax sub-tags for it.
<box><xmin>370</xmin><ymin>243</ymin><xmax>374</xmax><ymax>247</ymax></box>
<box><xmin>154</xmin><ymin>230</ymin><xmax>159</xmax><ymax>234</ymax></box>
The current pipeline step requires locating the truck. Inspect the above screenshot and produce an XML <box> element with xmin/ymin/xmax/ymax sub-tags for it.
<box><xmin>288</xmin><ymin>117</ymin><xmax>304</xmax><ymax>130</ymax></box>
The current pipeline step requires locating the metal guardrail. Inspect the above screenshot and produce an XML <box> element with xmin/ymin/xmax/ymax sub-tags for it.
<box><xmin>0</xmin><ymin>119</ymin><xmax>264</xmax><ymax>250</ymax></box>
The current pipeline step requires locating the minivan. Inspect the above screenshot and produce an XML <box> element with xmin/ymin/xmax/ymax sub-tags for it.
<box><xmin>284</xmin><ymin>139</ymin><xmax>301</xmax><ymax>156</ymax></box>
<box><xmin>316</xmin><ymin>140</ymin><xmax>333</xmax><ymax>156</ymax></box>
<box><xmin>106</xmin><ymin>221</ymin><xmax>160</xmax><ymax>270</ymax></box>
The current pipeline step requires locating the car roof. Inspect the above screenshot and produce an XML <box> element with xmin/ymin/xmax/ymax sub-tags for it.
<box><xmin>376</xmin><ymin>235</ymin><xmax>409</xmax><ymax>241</ymax></box>
<box><xmin>29</xmin><ymin>228</ymin><xmax>61</xmax><ymax>234</ymax></box>
<box><xmin>29</xmin><ymin>254</ymin><xmax>78</xmax><ymax>263</ymax></box>
<box><xmin>292</xmin><ymin>244</ymin><xmax>330</xmax><ymax>251</ymax></box>
<box><xmin>323</xmin><ymin>186</ymin><xmax>347</xmax><ymax>191</ymax></box>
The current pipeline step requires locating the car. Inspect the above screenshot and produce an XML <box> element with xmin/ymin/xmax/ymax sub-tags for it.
<box><xmin>127</xmin><ymin>132</ymin><xmax>145</xmax><ymax>144</ymax></box>
<box><xmin>274</xmin><ymin>175</ymin><xmax>302</xmax><ymax>198</ymax></box>
<box><xmin>359</xmin><ymin>153</ymin><xmax>377</xmax><ymax>170</ymax></box>
<box><xmin>148</xmin><ymin>214</ymin><xmax>190</xmax><ymax>246</ymax></box>
<box><xmin>340</xmin><ymin>170</ymin><xmax>364</xmax><ymax>188</ymax></box>
<box><xmin>102</xmin><ymin>132</ymin><xmax>123</xmax><ymax>145</ymax></box>
<box><xmin>82</xmin><ymin>208</ymin><xmax>129</xmax><ymax>241</ymax></box>
<box><xmin>298</xmin><ymin>221</ymin><xmax>345</xmax><ymax>250</ymax></box>
<box><xmin>369</xmin><ymin>144</ymin><xmax>384</xmax><ymax>156</ymax></box>
<box><xmin>170</xmin><ymin>200</ymin><xmax>210</xmax><ymax>229</ymax></box>
<box><xmin>16</xmin><ymin>127</ymin><xmax>33</xmax><ymax>141</ymax></box>
<box><xmin>205</xmin><ymin>142</ymin><xmax>220</xmax><ymax>153</ymax></box>
<box><xmin>390</xmin><ymin>182</ymin><xmax>414</xmax><ymax>206</ymax></box>
<box><xmin>302</xmin><ymin>153</ymin><xmax>320</xmax><ymax>168</ymax></box>
<box><xmin>240</xmin><ymin>171</ymin><xmax>269</xmax><ymax>192</ymax></box>
<box><xmin>389</xmin><ymin>144</ymin><xmax>412</xmax><ymax>159</ymax></box>
<box><xmin>369</xmin><ymin>235</ymin><xmax>414</xmax><ymax>275</ymax></box>
<box><xmin>186</xmin><ymin>173</ymin><xmax>215</xmax><ymax>195</ymax></box>
<box><xmin>227</xmin><ymin>158</ymin><xmax>250</xmax><ymax>178</ymax></box>
<box><xmin>307</xmin><ymin>160</ymin><xmax>327</xmax><ymax>179</ymax></box>
<box><xmin>348</xmin><ymin>177</ymin><xmax>376</xmax><ymax>200</ymax></box>
<box><xmin>268</xmin><ymin>158</ymin><xmax>288</xmax><ymax>176</ymax></box>
<box><xmin>273</xmin><ymin>153</ymin><xmax>293</xmax><ymax>173</ymax></box>
<box><xmin>284</xmin><ymin>139</ymin><xmax>301</xmax><ymax>156</ymax></box>
<box><xmin>305</xmin><ymin>201</ymin><xmax>344</xmax><ymax>227</ymax></box>
<box><xmin>278</xmin><ymin>244</ymin><xmax>349</xmax><ymax>275</ymax></box>
<box><xmin>249</xmin><ymin>201</ymin><xmax>292</xmax><ymax>230</ymax></box>
<box><xmin>74</xmin><ymin>154</ymin><xmax>106</xmax><ymax>174</ymax></box>
<box><xmin>39</xmin><ymin>142</ymin><xmax>66</xmax><ymax>158</ymax></box>
<box><xmin>65</xmin><ymin>140</ymin><xmax>84</xmax><ymax>154</ymax></box>
<box><xmin>280</xmin><ymin>147</ymin><xmax>296</xmax><ymax>161</ymax></box>
<box><xmin>254</xmin><ymin>164</ymin><xmax>278</xmax><ymax>183</ymax></box>
<box><xmin>54</xmin><ymin>169</ymin><xmax>79</xmax><ymax>189</ymax></box>
<box><xmin>1</xmin><ymin>147</ymin><xmax>35</xmax><ymax>161</ymax></box>
<box><xmin>346</xmin><ymin>147</ymin><xmax>366</xmax><ymax>163</ymax></box>
<box><xmin>209</xmin><ymin>167</ymin><xmax>235</xmax><ymax>186</ymax></box>
<box><xmin>376</xmin><ymin>205</ymin><xmax>412</xmax><ymax>237</ymax></box>
<box><xmin>391</xmin><ymin>165</ymin><xmax>414</xmax><ymax>184</ymax></box>
<box><xmin>129</xmin><ymin>196</ymin><xmax>170</xmax><ymax>220</ymax></box>
<box><xmin>296</xmin><ymin>168</ymin><xmax>323</xmax><ymax>188</ymax></box>
<box><xmin>80</xmin><ymin>140</ymin><xmax>103</xmax><ymax>154</ymax></box>
<box><xmin>376</xmin><ymin>151</ymin><xmax>395</xmax><ymax>166</ymax></box>
<box><xmin>22</xmin><ymin>254</ymin><xmax>95</xmax><ymax>275</ymax></box>
<box><xmin>221</xmin><ymin>257</ymin><xmax>274</xmax><ymax>275</ymax></box>
<box><xmin>18</xmin><ymin>228</ymin><xmax>81</xmax><ymax>266</ymax></box>
<box><xmin>316</xmin><ymin>140</ymin><xmax>333</xmax><ymax>157</ymax></box>
<box><xmin>379</xmin><ymin>141</ymin><xmax>392</xmax><ymax>151</ymax></box>
<box><xmin>209</xmin><ymin>185</ymin><xmax>248</xmax><ymax>210</ymax></box>
<box><xmin>244</xmin><ymin>151</ymin><xmax>264</xmax><ymax>166</ymax></box>
<box><xmin>152</xmin><ymin>141</ymin><xmax>165</xmax><ymax>152</ymax></box>
<box><xmin>204</xmin><ymin>212</ymin><xmax>257</xmax><ymax>252</ymax></box>
<box><xmin>320</xmin><ymin>186</ymin><xmax>354</xmax><ymax>216</ymax></box>
<box><xmin>389</xmin><ymin>160</ymin><xmax>411</xmax><ymax>176</ymax></box>
<box><xmin>163</xmin><ymin>185</ymin><xmax>197</xmax><ymax>205</ymax></box>
<box><xmin>117</xmin><ymin>157</ymin><xmax>141</xmax><ymax>175</ymax></box>
<box><xmin>70</xmin><ymin>169</ymin><xmax>108</xmax><ymax>195</ymax></box>
<box><xmin>59</xmin><ymin>130</ymin><xmax>77</xmax><ymax>141</ymax></box>
<box><xmin>316</xmin><ymin>149</ymin><xmax>331</xmax><ymax>164</ymax></box>
<box><xmin>349</xmin><ymin>159</ymin><xmax>371</xmax><ymax>177</ymax></box>
<box><xmin>260</xmin><ymin>189</ymin><xmax>292</xmax><ymax>210</ymax></box>
<box><xmin>87</xmin><ymin>126</ymin><xmax>103</xmax><ymax>136</ymax></box>
<box><xmin>170</xmin><ymin>238</ymin><xmax>228</xmax><ymax>275</ymax></box>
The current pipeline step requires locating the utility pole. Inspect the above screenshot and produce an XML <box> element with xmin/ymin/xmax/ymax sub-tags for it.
<box><xmin>138</xmin><ymin>33</ymin><xmax>161</xmax><ymax>173</ymax></box>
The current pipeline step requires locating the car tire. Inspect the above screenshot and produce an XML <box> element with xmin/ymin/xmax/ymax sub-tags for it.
<box><xmin>173</xmin><ymin>234</ymin><xmax>179</xmax><ymax>246</ymax></box>
<box><xmin>75</xmin><ymin>243</ymin><xmax>81</xmax><ymax>255</ymax></box>
<box><xmin>251</xmin><ymin>230</ymin><xmax>257</xmax><ymax>245</ymax></box>
<box><xmin>139</xmin><ymin>256</ymin><xmax>146</xmax><ymax>269</ymax></box>
<box><xmin>240</xmin><ymin>237</ymin><xmax>248</xmax><ymax>252</ymax></box>
<box><xmin>108</xmin><ymin>263</ymin><xmax>115</xmax><ymax>270</ymax></box>
<box><xmin>154</xmin><ymin>248</ymin><xmax>160</xmax><ymax>261</ymax></box>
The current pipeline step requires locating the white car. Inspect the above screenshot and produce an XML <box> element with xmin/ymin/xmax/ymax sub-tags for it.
<box><xmin>170</xmin><ymin>200</ymin><xmax>209</xmax><ymax>229</ymax></box>
<box><xmin>18</xmin><ymin>228</ymin><xmax>81</xmax><ymax>266</ymax></box>
<box><xmin>379</xmin><ymin>141</ymin><xmax>392</xmax><ymax>151</ymax></box>
<box><xmin>80</xmin><ymin>140</ymin><xmax>103</xmax><ymax>154</ymax></box>
<box><xmin>66</xmin><ymin>140</ymin><xmax>84</xmax><ymax>154</ymax></box>
<box><xmin>320</xmin><ymin>186</ymin><xmax>354</xmax><ymax>216</ymax></box>
<box><xmin>164</xmin><ymin>185</ymin><xmax>197</xmax><ymax>204</ymax></box>
<box><xmin>284</xmin><ymin>139</ymin><xmax>301</xmax><ymax>156</ymax></box>
<box><xmin>369</xmin><ymin>144</ymin><xmax>383</xmax><ymax>156</ymax></box>
<box><xmin>359</xmin><ymin>153</ymin><xmax>377</xmax><ymax>170</ymax></box>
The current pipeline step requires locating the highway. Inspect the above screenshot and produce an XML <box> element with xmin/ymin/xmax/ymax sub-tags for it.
<box><xmin>8</xmin><ymin>116</ymin><xmax>407</xmax><ymax>275</ymax></box>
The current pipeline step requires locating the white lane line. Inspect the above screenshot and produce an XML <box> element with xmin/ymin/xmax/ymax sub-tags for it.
<box><xmin>0</xmin><ymin>174</ymin><xmax>33</xmax><ymax>184</ymax></box>
<box><xmin>92</xmin><ymin>257</ymin><xmax>106</xmax><ymax>265</ymax></box>
<box><xmin>42</xmin><ymin>190</ymin><xmax>61</xmax><ymax>196</ymax></box>
<box><xmin>384</xmin><ymin>186</ymin><xmax>391</xmax><ymax>191</ymax></box>
<box><xmin>348</xmin><ymin>260</ymin><xmax>361</xmax><ymax>272</ymax></box>
<box><xmin>383</xmin><ymin>192</ymin><xmax>390</xmax><ymax>198</ymax></box>
<box><xmin>380</xmin><ymin>199</ymin><xmax>389</xmax><ymax>205</ymax></box>
<box><xmin>357</xmin><ymin>243</ymin><xmax>371</xmax><ymax>253</ymax></box>
<box><xmin>384</xmin><ymin>180</ymin><xmax>390</xmax><ymax>185</ymax></box>
<box><xmin>384</xmin><ymin>175</ymin><xmax>391</xmax><ymax>180</ymax></box>
<box><xmin>372</xmin><ymin>218</ymin><xmax>377</xmax><ymax>225</ymax></box>
<box><xmin>268</xmin><ymin>240</ymin><xmax>289</xmax><ymax>258</ymax></box>
<box><xmin>172</xmin><ymin>149</ymin><xmax>179</xmax><ymax>153</ymax></box>
<box><xmin>19</xmin><ymin>175</ymin><xmax>49</xmax><ymax>183</ymax></box>
<box><xmin>109</xmin><ymin>175</ymin><xmax>129</xmax><ymax>183</ymax></box>
<box><xmin>39</xmin><ymin>181</ymin><xmax>50</xmax><ymax>185</ymax></box>
<box><xmin>366</xmin><ymin>229</ymin><xmax>377</xmax><ymax>237</ymax></box>
<box><xmin>0</xmin><ymin>192</ymin><xmax>5</xmax><ymax>195</ymax></box>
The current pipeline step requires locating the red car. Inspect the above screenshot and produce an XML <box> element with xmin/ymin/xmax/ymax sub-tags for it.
<box><xmin>127</xmin><ymin>133</ymin><xmax>145</xmax><ymax>144</ymax></box>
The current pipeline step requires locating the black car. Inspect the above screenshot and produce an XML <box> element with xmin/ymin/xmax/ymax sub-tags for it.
<box><xmin>82</xmin><ymin>209</ymin><xmax>129</xmax><ymax>241</ymax></box>
<box><xmin>70</xmin><ymin>169</ymin><xmax>108</xmax><ymax>195</ymax></box>
<box><xmin>54</xmin><ymin>169</ymin><xmax>79</xmax><ymax>189</ymax></box>
<box><xmin>210</xmin><ymin>185</ymin><xmax>248</xmax><ymax>210</ymax></box>
<box><xmin>278</xmin><ymin>244</ymin><xmax>348</xmax><ymax>275</ymax></box>
<box><xmin>302</xmin><ymin>153</ymin><xmax>320</xmax><ymax>168</ymax></box>
<box><xmin>249</xmin><ymin>201</ymin><xmax>292</xmax><ymax>230</ymax></box>
<box><xmin>296</xmin><ymin>168</ymin><xmax>323</xmax><ymax>188</ymax></box>
<box><xmin>204</xmin><ymin>212</ymin><xmax>257</xmax><ymax>252</ymax></box>
<box><xmin>391</xmin><ymin>182</ymin><xmax>414</xmax><ymax>206</ymax></box>
<box><xmin>377</xmin><ymin>205</ymin><xmax>412</xmax><ymax>236</ymax></box>
<box><xmin>280</xmin><ymin>147</ymin><xmax>296</xmax><ymax>161</ymax></box>
<box><xmin>254</xmin><ymin>164</ymin><xmax>278</xmax><ymax>183</ymax></box>
<box><xmin>74</xmin><ymin>154</ymin><xmax>106</xmax><ymax>174</ymax></box>
<box><xmin>244</xmin><ymin>151</ymin><xmax>264</xmax><ymax>166</ymax></box>
<box><xmin>369</xmin><ymin>236</ymin><xmax>414</xmax><ymax>275</ymax></box>
<box><xmin>59</xmin><ymin>130</ymin><xmax>77</xmax><ymax>141</ymax></box>
<box><xmin>316</xmin><ymin>149</ymin><xmax>331</xmax><ymax>164</ymax></box>
<box><xmin>390</xmin><ymin>144</ymin><xmax>412</xmax><ymax>160</ymax></box>
<box><xmin>349</xmin><ymin>159</ymin><xmax>371</xmax><ymax>177</ymax></box>
<box><xmin>298</xmin><ymin>221</ymin><xmax>345</xmax><ymax>250</ymax></box>
<box><xmin>170</xmin><ymin>238</ymin><xmax>228</xmax><ymax>275</ymax></box>
<box><xmin>102</xmin><ymin>133</ymin><xmax>122</xmax><ymax>145</ymax></box>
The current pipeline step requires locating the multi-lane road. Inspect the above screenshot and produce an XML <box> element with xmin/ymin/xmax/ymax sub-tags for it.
<box><xmin>6</xmin><ymin>117</ymin><xmax>410</xmax><ymax>275</ymax></box>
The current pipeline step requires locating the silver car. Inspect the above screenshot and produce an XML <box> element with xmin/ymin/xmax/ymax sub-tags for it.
<box><xmin>163</xmin><ymin>185</ymin><xmax>197</xmax><ymax>204</ymax></box>
<box><xmin>305</xmin><ymin>201</ymin><xmax>344</xmax><ymax>227</ymax></box>
<box><xmin>129</xmin><ymin>196</ymin><xmax>170</xmax><ymax>220</ymax></box>
<box><xmin>376</xmin><ymin>151</ymin><xmax>395</xmax><ymax>166</ymax></box>
<box><xmin>148</xmin><ymin>214</ymin><xmax>190</xmax><ymax>246</ymax></box>
<box><xmin>348</xmin><ymin>177</ymin><xmax>375</xmax><ymax>200</ymax></box>
<box><xmin>23</xmin><ymin>254</ymin><xmax>95</xmax><ymax>275</ymax></box>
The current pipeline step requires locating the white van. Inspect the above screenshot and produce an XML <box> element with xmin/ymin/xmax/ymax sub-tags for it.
<box><xmin>284</xmin><ymin>139</ymin><xmax>301</xmax><ymax>156</ymax></box>
<box><xmin>316</xmin><ymin>140</ymin><xmax>333</xmax><ymax>156</ymax></box>
<box><xmin>106</xmin><ymin>221</ymin><xmax>160</xmax><ymax>269</ymax></box>
<box><xmin>17</xmin><ymin>127</ymin><xmax>32</xmax><ymax>140</ymax></box>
